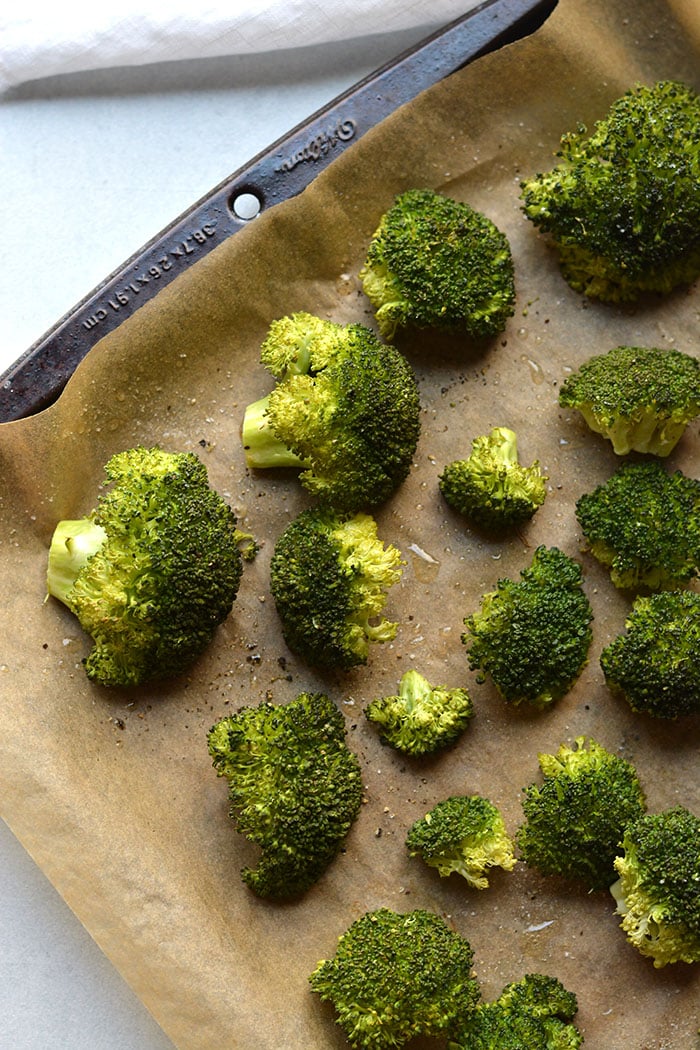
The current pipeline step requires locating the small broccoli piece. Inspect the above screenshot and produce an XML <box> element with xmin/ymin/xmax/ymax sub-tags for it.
<box><xmin>406</xmin><ymin>794</ymin><xmax>515</xmax><ymax>888</ymax></box>
<box><xmin>516</xmin><ymin>737</ymin><xmax>647</xmax><ymax>891</ymax></box>
<box><xmin>46</xmin><ymin>446</ymin><xmax>246</xmax><ymax>687</ymax></box>
<box><xmin>364</xmin><ymin>669</ymin><xmax>474</xmax><ymax>757</ymax></box>
<box><xmin>559</xmin><ymin>345</ymin><xmax>700</xmax><ymax>456</ymax></box>
<box><xmin>451</xmin><ymin>972</ymin><xmax>583</xmax><ymax>1049</ymax></box>
<box><xmin>521</xmin><ymin>80</ymin><xmax>700</xmax><ymax>302</ymax></box>
<box><xmin>269</xmin><ymin>505</ymin><xmax>403</xmax><ymax>670</ymax></box>
<box><xmin>309</xmin><ymin>907</ymin><xmax>480</xmax><ymax>1049</ymax></box>
<box><xmin>207</xmin><ymin>692</ymin><xmax>363</xmax><ymax>900</ymax></box>
<box><xmin>439</xmin><ymin>426</ymin><xmax>547</xmax><ymax>530</ymax></box>
<box><xmin>462</xmin><ymin>545</ymin><xmax>593</xmax><ymax>710</ymax></box>
<box><xmin>358</xmin><ymin>188</ymin><xmax>516</xmax><ymax>341</ymax></box>
<box><xmin>575</xmin><ymin>460</ymin><xmax>700</xmax><ymax>591</ymax></box>
<box><xmin>611</xmin><ymin>806</ymin><xmax>700</xmax><ymax>967</ymax></box>
<box><xmin>241</xmin><ymin>311</ymin><xmax>420</xmax><ymax>510</ymax></box>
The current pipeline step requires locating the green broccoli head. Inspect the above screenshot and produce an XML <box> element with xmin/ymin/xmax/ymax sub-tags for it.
<box><xmin>611</xmin><ymin>806</ymin><xmax>700</xmax><ymax>968</ymax></box>
<box><xmin>309</xmin><ymin>907</ymin><xmax>480</xmax><ymax>1049</ymax></box>
<box><xmin>521</xmin><ymin>80</ymin><xmax>700</xmax><ymax>302</ymax></box>
<box><xmin>516</xmin><ymin>737</ymin><xmax>647</xmax><ymax>891</ymax></box>
<box><xmin>358</xmin><ymin>188</ymin><xmax>516</xmax><ymax>341</ymax></box>
<box><xmin>207</xmin><ymin>692</ymin><xmax>363</xmax><ymax>900</ymax></box>
<box><xmin>406</xmin><ymin>794</ymin><xmax>516</xmax><ymax>888</ymax></box>
<box><xmin>575</xmin><ymin>460</ymin><xmax>700</xmax><ymax>592</ymax></box>
<box><xmin>439</xmin><ymin>426</ymin><xmax>547</xmax><ymax>530</ymax></box>
<box><xmin>558</xmin><ymin>345</ymin><xmax>700</xmax><ymax>456</ymax></box>
<box><xmin>46</xmin><ymin>446</ymin><xmax>246</xmax><ymax>687</ymax></box>
<box><xmin>462</xmin><ymin>545</ymin><xmax>593</xmax><ymax>709</ymax></box>
<box><xmin>241</xmin><ymin>312</ymin><xmax>421</xmax><ymax>511</ymax></box>
<box><xmin>269</xmin><ymin>506</ymin><xmax>403</xmax><ymax>670</ymax></box>
<box><xmin>364</xmin><ymin>669</ymin><xmax>474</xmax><ymax>757</ymax></box>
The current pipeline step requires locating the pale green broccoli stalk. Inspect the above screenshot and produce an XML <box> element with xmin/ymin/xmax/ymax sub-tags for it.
<box><xmin>611</xmin><ymin>806</ymin><xmax>700</xmax><ymax>968</ymax></box>
<box><xmin>521</xmin><ymin>80</ymin><xmax>700</xmax><ymax>302</ymax></box>
<box><xmin>208</xmin><ymin>692</ymin><xmax>363</xmax><ymax>900</ymax></box>
<box><xmin>364</xmin><ymin>669</ymin><xmax>474</xmax><ymax>757</ymax></box>
<box><xmin>309</xmin><ymin>907</ymin><xmax>481</xmax><ymax>1049</ymax></box>
<box><xmin>359</xmin><ymin>188</ymin><xmax>515</xmax><ymax>341</ymax></box>
<box><xmin>46</xmin><ymin>446</ymin><xmax>246</xmax><ymax>687</ymax></box>
<box><xmin>406</xmin><ymin>795</ymin><xmax>516</xmax><ymax>888</ymax></box>
<box><xmin>439</xmin><ymin>426</ymin><xmax>547</xmax><ymax>530</ymax></box>
<box><xmin>516</xmin><ymin>737</ymin><xmax>647</xmax><ymax>891</ymax></box>
<box><xmin>462</xmin><ymin>545</ymin><xmax>593</xmax><ymax>710</ymax></box>
<box><xmin>575</xmin><ymin>460</ymin><xmax>700</xmax><ymax>591</ymax></box>
<box><xmin>558</xmin><ymin>345</ymin><xmax>700</xmax><ymax>456</ymax></box>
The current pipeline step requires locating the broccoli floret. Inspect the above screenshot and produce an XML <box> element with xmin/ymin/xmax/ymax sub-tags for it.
<box><xmin>46</xmin><ymin>446</ymin><xmax>246</xmax><ymax>687</ymax></box>
<box><xmin>358</xmin><ymin>188</ymin><xmax>516</xmax><ymax>341</ymax></box>
<box><xmin>364</xmin><ymin>669</ymin><xmax>474</xmax><ymax>756</ymax></box>
<box><xmin>406</xmin><ymin>794</ymin><xmax>516</xmax><ymax>888</ymax></box>
<box><xmin>521</xmin><ymin>80</ymin><xmax>700</xmax><ymax>302</ymax></box>
<box><xmin>439</xmin><ymin>426</ymin><xmax>547</xmax><ymax>530</ymax></box>
<box><xmin>559</xmin><ymin>345</ymin><xmax>700</xmax><ymax>456</ymax></box>
<box><xmin>575</xmin><ymin>460</ymin><xmax>700</xmax><ymax>591</ymax></box>
<box><xmin>516</xmin><ymin>737</ymin><xmax>647</xmax><ymax>891</ymax></box>
<box><xmin>450</xmin><ymin>972</ymin><xmax>583</xmax><ymax>1049</ymax></box>
<box><xmin>611</xmin><ymin>806</ymin><xmax>700</xmax><ymax>967</ymax></box>
<box><xmin>269</xmin><ymin>505</ymin><xmax>403</xmax><ymax>670</ymax></box>
<box><xmin>600</xmin><ymin>590</ymin><xmax>700</xmax><ymax>720</ymax></box>
<box><xmin>462</xmin><ymin>546</ymin><xmax>593</xmax><ymax>709</ymax></box>
<box><xmin>309</xmin><ymin>907</ymin><xmax>481</xmax><ymax>1049</ymax></box>
<box><xmin>241</xmin><ymin>311</ymin><xmax>420</xmax><ymax>510</ymax></box>
<box><xmin>207</xmin><ymin>692</ymin><xmax>363</xmax><ymax>900</ymax></box>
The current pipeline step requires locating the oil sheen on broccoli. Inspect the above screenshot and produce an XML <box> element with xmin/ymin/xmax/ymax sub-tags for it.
<box><xmin>462</xmin><ymin>545</ymin><xmax>593</xmax><ymax>709</ymax></box>
<box><xmin>309</xmin><ymin>907</ymin><xmax>480</xmax><ymax>1049</ymax></box>
<box><xmin>241</xmin><ymin>311</ymin><xmax>420</xmax><ymax>510</ymax></box>
<box><xmin>208</xmin><ymin>692</ymin><xmax>363</xmax><ymax>900</ymax></box>
<box><xmin>46</xmin><ymin>446</ymin><xmax>246</xmax><ymax>687</ymax></box>
<box><xmin>364</xmin><ymin>669</ymin><xmax>474</xmax><ymax>757</ymax></box>
<box><xmin>269</xmin><ymin>505</ymin><xmax>403</xmax><ymax>670</ymax></box>
<box><xmin>359</xmin><ymin>188</ymin><xmax>516</xmax><ymax>340</ymax></box>
<box><xmin>517</xmin><ymin>737</ymin><xmax>647</xmax><ymax>891</ymax></box>
<box><xmin>521</xmin><ymin>80</ymin><xmax>700</xmax><ymax>302</ymax></box>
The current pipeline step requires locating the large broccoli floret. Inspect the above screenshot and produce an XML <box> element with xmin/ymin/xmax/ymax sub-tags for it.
<box><xmin>207</xmin><ymin>692</ymin><xmax>363</xmax><ymax>900</ymax></box>
<box><xmin>575</xmin><ymin>460</ymin><xmax>700</xmax><ymax>591</ymax></box>
<box><xmin>46</xmin><ymin>446</ymin><xmax>247</xmax><ymax>687</ymax></box>
<box><xmin>406</xmin><ymin>794</ymin><xmax>516</xmax><ymax>889</ymax></box>
<box><xmin>358</xmin><ymin>188</ymin><xmax>516</xmax><ymax>341</ymax></box>
<box><xmin>241</xmin><ymin>311</ymin><xmax>420</xmax><ymax>511</ymax></box>
<box><xmin>611</xmin><ymin>806</ymin><xmax>700</xmax><ymax>967</ymax></box>
<box><xmin>269</xmin><ymin>505</ymin><xmax>403</xmax><ymax>670</ymax></box>
<box><xmin>516</xmin><ymin>737</ymin><xmax>647</xmax><ymax>891</ymax></box>
<box><xmin>364</xmin><ymin>669</ymin><xmax>474</xmax><ymax>757</ymax></box>
<box><xmin>521</xmin><ymin>80</ymin><xmax>700</xmax><ymax>302</ymax></box>
<box><xmin>439</xmin><ymin>426</ymin><xmax>547</xmax><ymax>530</ymax></box>
<box><xmin>461</xmin><ymin>545</ymin><xmax>593</xmax><ymax>710</ymax></box>
<box><xmin>309</xmin><ymin>907</ymin><xmax>481</xmax><ymax>1049</ymax></box>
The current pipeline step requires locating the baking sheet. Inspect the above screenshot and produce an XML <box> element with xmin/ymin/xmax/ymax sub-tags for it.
<box><xmin>1</xmin><ymin>0</ymin><xmax>699</xmax><ymax>1046</ymax></box>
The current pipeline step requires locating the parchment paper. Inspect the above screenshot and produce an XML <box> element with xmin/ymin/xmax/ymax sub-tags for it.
<box><xmin>1</xmin><ymin>0</ymin><xmax>699</xmax><ymax>1046</ymax></box>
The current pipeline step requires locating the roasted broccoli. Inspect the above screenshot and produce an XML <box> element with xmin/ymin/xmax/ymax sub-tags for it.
<box><xmin>558</xmin><ymin>344</ymin><xmax>700</xmax><ymax>456</ymax></box>
<box><xmin>611</xmin><ymin>806</ymin><xmax>700</xmax><ymax>967</ymax></box>
<box><xmin>450</xmin><ymin>972</ymin><xmax>583</xmax><ymax>1050</ymax></box>
<box><xmin>521</xmin><ymin>79</ymin><xmax>700</xmax><ymax>302</ymax></box>
<box><xmin>406</xmin><ymin>794</ymin><xmax>516</xmax><ymax>888</ymax></box>
<box><xmin>516</xmin><ymin>737</ymin><xmax>647</xmax><ymax>891</ymax></box>
<box><xmin>269</xmin><ymin>505</ymin><xmax>403</xmax><ymax>670</ymax></box>
<box><xmin>364</xmin><ymin>669</ymin><xmax>474</xmax><ymax>756</ymax></box>
<box><xmin>207</xmin><ymin>692</ymin><xmax>363</xmax><ymax>900</ymax></box>
<box><xmin>309</xmin><ymin>907</ymin><xmax>481</xmax><ymax>1049</ymax></box>
<box><xmin>241</xmin><ymin>311</ymin><xmax>420</xmax><ymax>510</ymax></box>
<box><xmin>575</xmin><ymin>460</ymin><xmax>700</xmax><ymax>591</ymax></box>
<box><xmin>462</xmin><ymin>545</ymin><xmax>593</xmax><ymax>709</ymax></box>
<box><xmin>439</xmin><ymin>426</ymin><xmax>547</xmax><ymax>530</ymax></box>
<box><xmin>46</xmin><ymin>446</ymin><xmax>246</xmax><ymax>687</ymax></box>
<box><xmin>358</xmin><ymin>188</ymin><xmax>516</xmax><ymax>341</ymax></box>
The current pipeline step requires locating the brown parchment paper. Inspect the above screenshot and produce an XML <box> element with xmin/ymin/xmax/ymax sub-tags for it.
<box><xmin>2</xmin><ymin>0</ymin><xmax>700</xmax><ymax>1046</ymax></box>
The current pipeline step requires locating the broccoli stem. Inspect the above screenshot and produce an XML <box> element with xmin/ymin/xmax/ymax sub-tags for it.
<box><xmin>47</xmin><ymin>519</ymin><xmax>107</xmax><ymax>606</ymax></box>
<box><xmin>241</xmin><ymin>394</ymin><xmax>308</xmax><ymax>470</ymax></box>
